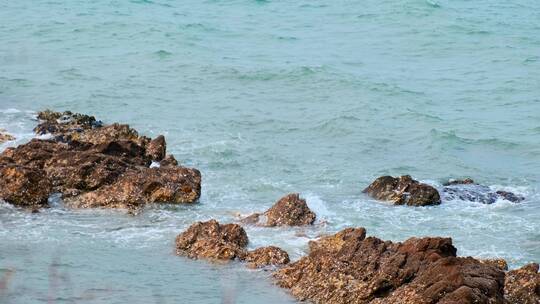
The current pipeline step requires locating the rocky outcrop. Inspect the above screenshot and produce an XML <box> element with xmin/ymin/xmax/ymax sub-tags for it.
<box><xmin>0</xmin><ymin>164</ymin><xmax>52</xmax><ymax>207</ymax></box>
<box><xmin>505</xmin><ymin>263</ymin><xmax>540</xmax><ymax>304</ymax></box>
<box><xmin>175</xmin><ymin>220</ymin><xmax>290</xmax><ymax>268</ymax></box>
<box><xmin>274</xmin><ymin>227</ymin><xmax>505</xmax><ymax>304</ymax></box>
<box><xmin>363</xmin><ymin>175</ymin><xmax>441</xmax><ymax>206</ymax></box>
<box><xmin>175</xmin><ymin>219</ymin><xmax>248</xmax><ymax>261</ymax></box>
<box><xmin>0</xmin><ymin>110</ymin><xmax>201</xmax><ymax>210</ymax></box>
<box><xmin>245</xmin><ymin>246</ymin><xmax>290</xmax><ymax>268</ymax></box>
<box><xmin>0</xmin><ymin>129</ymin><xmax>15</xmax><ymax>144</ymax></box>
<box><xmin>242</xmin><ymin>193</ymin><xmax>316</xmax><ymax>226</ymax></box>
<box><xmin>68</xmin><ymin>166</ymin><xmax>201</xmax><ymax>209</ymax></box>
<box><xmin>442</xmin><ymin>178</ymin><xmax>524</xmax><ymax>204</ymax></box>
<box><xmin>479</xmin><ymin>258</ymin><xmax>509</xmax><ymax>271</ymax></box>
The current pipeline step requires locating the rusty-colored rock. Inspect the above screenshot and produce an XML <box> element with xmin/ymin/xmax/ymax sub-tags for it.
<box><xmin>505</xmin><ymin>263</ymin><xmax>540</xmax><ymax>304</ymax></box>
<box><xmin>274</xmin><ymin>228</ymin><xmax>504</xmax><ymax>304</ymax></box>
<box><xmin>146</xmin><ymin>135</ymin><xmax>166</xmax><ymax>161</ymax></box>
<box><xmin>175</xmin><ymin>219</ymin><xmax>248</xmax><ymax>261</ymax></box>
<box><xmin>363</xmin><ymin>175</ymin><xmax>441</xmax><ymax>206</ymax></box>
<box><xmin>1</xmin><ymin>110</ymin><xmax>201</xmax><ymax>210</ymax></box>
<box><xmin>0</xmin><ymin>165</ymin><xmax>52</xmax><ymax>207</ymax></box>
<box><xmin>479</xmin><ymin>258</ymin><xmax>509</xmax><ymax>271</ymax></box>
<box><xmin>243</xmin><ymin>193</ymin><xmax>316</xmax><ymax>226</ymax></box>
<box><xmin>443</xmin><ymin>178</ymin><xmax>475</xmax><ymax>186</ymax></box>
<box><xmin>67</xmin><ymin>166</ymin><xmax>201</xmax><ymax>209</ymax></box>
<box><xmin>245</xmin><ymin>246</ymin><xmax>290</xmax><ymax>268</ymax></box>
<box><xmin>0</xmin><ymin>129</ymin><xmax>15</xmax><ymax>144</ymax></box>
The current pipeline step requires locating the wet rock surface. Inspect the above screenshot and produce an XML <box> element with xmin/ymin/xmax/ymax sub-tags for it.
<box><xmin>274</xmin><ymin>227</ymin><xmax>505</xmax><ymax>304</ymax></box>
<box><xmin>0</xmin><ymin>164</ymin><xmax>52</xmax><ymax>207</ymax></box>
<box><xmin>175</xmin><ymin>219</ymin><xmax>249</xmax><ymax>261</ymax></box>
<box><xmin>0</xmin><ymin>110</ymin><xmax>201</xmax><ymax>209</ymax></box>
<box><xmin>505</xmin><ymin>263</ymin><xmax>540</xmax><ymax>304</ymax></box>
<box><xmin>0</xmin><ymin>129</ymin><xmax>15</xmax><ymax>143</ymax></box>
<box><xmin>245</xmin><ymin>246</ymin><xmax>290</xmax><ymax>268</ymax></box>
<box><xmin>175</xmin><ymin>220</ymin><xmax>289</xmax><ymax>267</ymax></box>
<box><xmin>442</xmin><ymin>178</ymin><xmax>524</xmax><ymax>204</ymax></box>
<box><xmin>243</xmin><ymin>193</ymin><xmax>316</xmax><ymax>226</ymax></box>
<box><xmin>363</xmin><ymin>175</ymin><xmax>441</xmax><ymax>206</ymax></box>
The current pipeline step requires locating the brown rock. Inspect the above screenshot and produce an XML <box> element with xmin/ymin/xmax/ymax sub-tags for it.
<box><xmin>146</xmin><ymin>135</ymin><xmax>166</xmax><ymax>161</ymax></box>
<box><xmin>274</xmin><ymin>228</ymin><xmax>504</xmax><ymax>304</ymax></box>
<box><xmin>0</xmin><ymin>110</ymin><xmax>202</xmax><ymax>210</ymax></box>
<box><xmin>160</xmin><ymin>154</ymin><xmax>178</xmax><ymax>167</ymax></box>
<box><xmin>0</xmin><ymin>129</ymin><xmax>15</xmax><ymax>143</ymax></box>
<box><xmin>34</xmin><ymin>110</ymin><xmax>100</xmax><ymax>139</ymax></box>
<box><xmin>479</xmin><ymin>258</ymin><xmax>509</xmax><ymax>271</ymax></box>
<box><xmin>243</xmin><ymin>193</ymin><xmax>316</xmax><ymax>226</ymax></box>
<box><xmin>505</xmin><ymin>263</ymin><xmax>540</xmax><ymax>304</ymax></box>
<box><xmin>0</xmin><ymin>164</ymin><xmax>52</xmax><ymax>207</ymax></box>
<box><xmin>245</xmin><ymin>246</ymin><xmax>290</xmax><ymax>268</ymax></box>
<box><xmin>175</xmin><ymin>219</ymin><xmax>248</xmax><ymax>261</ymax></box>
<box><xmin>67</xmin><ymin>166</ymin><xmax>201</xmax><ymax>209</ymax></box>
<box><xmin>363</xmin><ymin>175</ymin><xmax>441</xmax><ymax>206</ymax></box>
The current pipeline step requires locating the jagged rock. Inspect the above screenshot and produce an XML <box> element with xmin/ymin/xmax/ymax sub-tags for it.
<box><xmin>495</xmin><ymin>191</ymin><xmax>524</xmax><ymax>203</ymax></box>
<box><xmin>0</xmin><ymin>164</ymin><xmax>52</xmax><ymax>207</ymax></box>
<box><xmin>175</xmin><ymin>219</ymin><xmax>249</xmax><ymax>261</ymax></box>
<box><xmin>243</xmin><ymin>193</ymin><xmax>316</xmax><ymax>226</ymax></box>
<box><xmin>245</xmin><ymin>246</ymin><xmax>290</xmax><ymax>268</ymax></box>
<box><xmin>67</xmin><ymin>166</ymin><xmax>201</xmax><ymax>209</ymax></box>
<box><xmin>479</xmin><ymin>258</ymin><xmax>509</xmax><ymax>271</ymax></box>
<box><xmin>34</xmin><ymin>110</ymin><xmax>101</xmax><ymax>139</ymax></box>
<box><xmin>274</xmin><ymin>228</ymin><xmax>505</xmax><ymax>304</ymax></box>
<box><xmin>363</xmin><ymin>175</ymin><xmax>441</xmax><ymax>206</ymax></box>
<box><xmin>160</xmin><ymin>154</ymin><xmax>178</xmax><ymax>167</ymax></box>
<box><xmin>505</xmin><ymin>263</ymin><xmax>540</xmax><ymax>304</ymax></box>
<box><xmin>146</xmin><ymin>135</ymin><xmax>166</xmax><ymax>161</ymax></box>
<box><xmin>0</xmin><ymin>129</ymin><xmax>15</xmax><ymax>144</ymax></box>
<box><xmin>0</xmin><ymin>110</ymin><xmax>201</xmax><ymax>210</ymax></box>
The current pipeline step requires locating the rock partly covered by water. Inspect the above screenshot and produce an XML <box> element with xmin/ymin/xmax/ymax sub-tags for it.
<box><xmin>442</xmin><ymin>178</ymin><xmax>524</xmax><ymax>204</ymax></box>
<box><xmin>242</xmin><ymin>193</ymin><xmax>316</xmax><ymax>226</ymax></box>
<box><xmin>0</xmin><ymin>164</ymin><xmax>52</xmax><ymax>207</ymax></box>
<box><xmin>245</xmin><ymin>246</ymin><xmax>291</xmax><ymax>269</ymax></box>
<box><xmin>274</xmin><ymin>227</ymin><xmax>505</xmax><ymax>304</ymax></box>
<box><xmin>363</xmin><ymin>175</ymin><xmax>441</xmax><ymax>206</ymax></box>
<box><xmin>505</xmin><ymin>263</ymin><xmax>540</xmax><ymax>304</ymax></box>
<box><xmin>175</xmin><ymin>220</ymin><xmax>289</xmax><ymax>268</ymax></box>
<box><xmin>0</xmin><ymin>129</ymin><xmax>15</xmax><ymax>144</ymax></box>
<box><xmin>175</xmin><ymin>219</ymin><xmax>249</xmax><ymax>261</ymax></box>
<box><xmin>0</xmin><ymin>110</ymin><xmax>201</xmax><ymax>210</ymax></box>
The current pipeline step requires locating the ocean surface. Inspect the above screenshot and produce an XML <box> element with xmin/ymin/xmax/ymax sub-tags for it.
<box><xmin>1</xmin><ymin>0</ymin><xmax>540</xmax><ymax>303</ymax></box>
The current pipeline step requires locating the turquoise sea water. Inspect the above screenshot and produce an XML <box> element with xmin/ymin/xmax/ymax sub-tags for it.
<box><xmin>1</xmin><ymin>0</ymin><xmax>540</xmax><ymax>303</ymax></box>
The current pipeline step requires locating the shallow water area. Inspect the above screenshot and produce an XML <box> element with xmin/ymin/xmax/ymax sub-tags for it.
<box><xmin>1</xmin><ymin>0</ymin><xmax>540</xmax><ymax>303</ymax></box>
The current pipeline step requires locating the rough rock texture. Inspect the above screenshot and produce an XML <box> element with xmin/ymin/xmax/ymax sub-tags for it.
<box><xmin>245</xmin><ymin>246</ymin><xmax>290</xmax><ymax>268</ymax></box>
<box><xmin>146</xmin><ymin>135</ymin><xmax>166</xmax><ymax>161</ymax></box>
<box><xmin>243</xmin><ymin>193</ymin><xmax>316</xmax><ymax>226</ymax></box>
<box><xmin>67</xmin><ymin>166</ymin><xmax>201</xmax><ymax>209</ymax></box>
<box><xmin>363</xmin><ymin>175</ymin><xmax>441</xmax><ymax>206</ymax></box>
<box><xmin>0</xmin><ymin>164</ymin><xmax>52</xmax><ymax>207</ymax></box>
<box><xmin>479</xmin><ymin>258</ymin><xmax>509</xmax><ymax>271</ymax></box>
<box><xmin>0</xmin><ymin>110</ymin><xmax>202</xmax><ymax>210</ymax></box>
<box><xmin>175</xmin><ymin>219</ymin><xmax>249</xmax><ymax>261</ymax></box>
<box><xmin>442</xmin><ymin>179</ymin><xmax>524</xmax><ymax>204</ymax></box>
<box><xmin>274</xmin><ymin>228</ymin><xmax>505</xmax><ymax>304</ymax></box>
<box><xmin>0</xmin><ymin>129</ymin><xmax>15</xmax><ymax>143</ymax></box>
<box><xmin>505</xmin><ymin>263</ymin><xmax>540</xmax><ymax>304</ymax></box>
<box><xmin>175</xmin><ymin>220</ymin><xmax>290</xmax><ymax>268</ymax></box>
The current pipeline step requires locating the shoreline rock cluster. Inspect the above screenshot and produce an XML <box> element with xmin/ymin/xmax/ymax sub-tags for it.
<box><xmin>0</xmin><ymin>110</ymin><xmax>201</xmax><ymax>210</ymax></box>
<box><xmin>0</xmin><ymin>110</ymin><xmax>537</xmax><ymax>303</ymax></box>
<box><xmin>363</xmin><ymin>175</ymin><xmax>524</xmax><ymax>206</ymax></box>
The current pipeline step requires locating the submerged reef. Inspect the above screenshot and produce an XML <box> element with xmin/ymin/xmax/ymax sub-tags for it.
<box><xmin>0</xmin><ymin>110</ymin><xmax>201</xmax><ymax>210</ymax></box>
